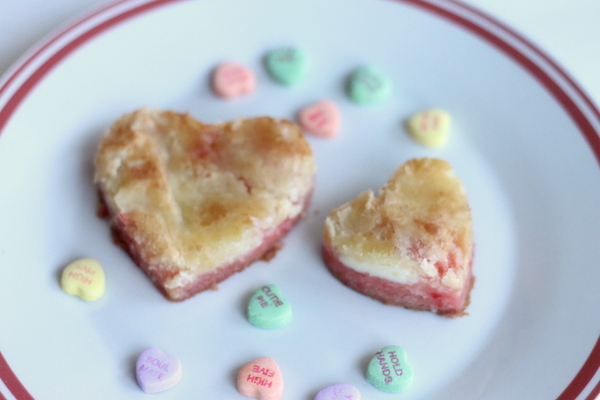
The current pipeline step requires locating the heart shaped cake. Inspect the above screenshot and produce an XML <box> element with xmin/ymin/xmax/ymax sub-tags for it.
<box><xmin>323</xmin><ymin>158</ymin><xmax>473</xmax><ymax>316</ymax></box>
<box><xmin>94</xmin><ymin>108</ymin><xmax>316</xmax><ymax>301</ymax></box>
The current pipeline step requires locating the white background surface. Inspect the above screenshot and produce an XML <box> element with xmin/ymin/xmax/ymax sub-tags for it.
<box><xmin>1</xmin><ymin>1</ymin><xmax>600</xmax><ymax>399</ymax></box>
<box><xmin>2</xmin><ymin>0</ymin><xmax>600</xmax><ymax>107</ymax></box>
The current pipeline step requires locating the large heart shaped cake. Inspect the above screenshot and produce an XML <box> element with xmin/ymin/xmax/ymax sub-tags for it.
<box><xmin>323</xmin><ymin>158</ymin><xmax>473</xmax><ymax>316</ymax></box>
<box><xmin>94</xmin><ymin>108</ymin><xmax>316</xmax><ymax>301</ymax></box>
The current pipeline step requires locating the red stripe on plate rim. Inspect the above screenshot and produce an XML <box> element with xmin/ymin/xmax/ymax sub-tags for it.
<box><xmin>585</xmin><ymin>378</ymin><xmax>600</xmax><ymax>400</ymax></box>
<box><xmin>444</xmin><ymin>0</ymin><xmax>600</xmax><ymax>143</ymax></box>
<box><xmin>395</xmin><ymin>2</ymin><xmax>600</xmax><ymax>398</ymax></box>
<box><xmin>0</xmin><ymin>352</ymin><xmax>34</xmax><ymax>400</ymax></box>
<box><xmin>0</xmin><ymin>0</ymin><xmax>183</xmax><ymax>134</ymax></box>
<box><xmin>398</xmin><ymin>0</ymin><xmax>600</xmax><ymax>167</ymax></box>
<box><xmin>0</xmin><ymin>0</ymin><xmax>133</xmax><ymax>101</ymax></box>
<box><xmin>0</xmin><ymin>0</ymin><xmax>598</xmax><ymax>399</ymax></box>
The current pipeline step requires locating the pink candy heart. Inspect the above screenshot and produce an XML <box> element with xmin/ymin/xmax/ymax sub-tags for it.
<box><xmin>212</xmin><ymin>62</ymin><xmax>256</xmax><ymax>99</ymax></box>
<box><xmin>237</xmin><ymin>356</ymin><xmax>284</xmax><ymax>400</ymax></box>
<box><xmin>135</xmin><ymin>347</ymin><xmax>182</xmax><ymax>393</ymax></box>
<box><xmin>298</xmin><ymin>100</ymin><xmax>340</xmax><ymax>138</ymax></box>
<box><xmin>314</xmin><ymin>383</ymin><xmax>361</xmax><ymax>400</ymax></box>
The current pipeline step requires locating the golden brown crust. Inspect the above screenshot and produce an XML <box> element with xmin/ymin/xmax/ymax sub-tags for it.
<box><xmin>94</xmin><ymin>108</ymin><xmax>316</xmax><ymax>299</ymax></box>
<box><xmin>323</xmin><ymin>158</ymin><xmax>474</xmax><ymax>306</ymax></box>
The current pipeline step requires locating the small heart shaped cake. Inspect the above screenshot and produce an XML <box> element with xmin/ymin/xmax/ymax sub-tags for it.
<box><xmin>94</xmin><ymin>108</ymin><xmax>316</xmax><ymax>301</ymax></box>
<box><xmin>323</xmin><ymin>158</ymin><xmax>473</xmax><ymax>316</ymax></box>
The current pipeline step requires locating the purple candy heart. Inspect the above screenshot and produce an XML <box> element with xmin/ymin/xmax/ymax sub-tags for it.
<box><xmin>314</xmin><ymin>383</ymin><xmax>361</xmax><ymax>400</ymax></box>
<box><xmin>135</xmin><ymin>347</ymin><xmax>182</xmax><ymax>393</ymax></box>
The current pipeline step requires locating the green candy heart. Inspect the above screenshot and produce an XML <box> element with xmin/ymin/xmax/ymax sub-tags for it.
<box><xmin>265</xmin><ymin>48</ymin><xmax>309</xmax><ymax>86</ymax></box>
<box><xmin>347</xmin><ymin>66</ymin><xmax>391</xmax><ymax>105</ymax></box>
<box><xmin>247</xmin><ymin>284</ymin><xmax>292</xmax><ymax>329</ymax></box>
<box><xmin>366</xmin><ymin>345</ymin><xmax>413</xmax><ymax>393</ymax></box>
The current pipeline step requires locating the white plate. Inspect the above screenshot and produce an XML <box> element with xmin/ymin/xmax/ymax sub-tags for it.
<box><xmin>1</xmin><ymin>0</ymin><xmax>599</xmax><ymax>399</ymax></box>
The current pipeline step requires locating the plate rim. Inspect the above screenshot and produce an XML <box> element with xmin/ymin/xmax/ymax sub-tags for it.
<box><xmin>0</xmin><ymin>0</ymin><xmax>599</xmax><ymax>398</ymax></box>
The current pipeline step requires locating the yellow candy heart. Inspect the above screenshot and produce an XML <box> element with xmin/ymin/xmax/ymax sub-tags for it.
<box><xmin>60</xmin><ymin>258</ymin><xmax>105</xmax><ymax>301</ymax></box>
<box><xmin>406</xmin><ymin>109</ymin><xmax>450</xmax><ymax>148</ymax></box>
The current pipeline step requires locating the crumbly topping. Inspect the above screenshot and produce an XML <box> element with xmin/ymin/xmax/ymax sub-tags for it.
<box><xmin>95</xmin><ymin>108</ymin><xmax>316</xmax><ymax>288</ymax></box>
<box><xmin>324</xmin><ymin>158</ymin><xmax>473</xmax><ymax>289</ymax></box>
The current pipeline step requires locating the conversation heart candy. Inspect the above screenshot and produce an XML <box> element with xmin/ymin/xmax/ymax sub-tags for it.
<box><xmin>136</xmin><ymin>347</ymin><xmax>182</xmax><ymax>393</ymax></box>
<box><xmin>60</xmin><ymin>258</ymin><xmax>105</xmax><ymax>301</ymax></box>
<box><xmin>366</xmin><ymin>346</ymin><xmax>413</xmax><ymax>393</ymax></box>
<box><xmin>347</xmin><ymin>66</ymin><xmax>391</xmax><ymax>105</ymax></box>
<box><xmin>265</xmin><ymin>48</ymin><xmax>308</xmax><ymax>86</ymax></box>
<box><xmin>406</xmin><ymin>109</ymin><xmax>450</xmax><ymax>147</ymax></box>
<box><xmin>298</xmin><ymin>100</ymin><xmax>341</xmax><ymax>138</ymax></box>
<box><xmin>212</xmin><ymin>62</ymin><xmax>256</xmax><ymax>99</ymax></box>
<box><xmin>237</xmin><ymin>356</ymin><xmax>284</xmax><ymax>400</ymax></box>
<box><xmin>247</xmin><ymin>284</ymin><xmax>292</xmax><ymax>329</ymax></box>
<box><xmin>314</xmin><ymin>383</ymin><xmax>361</xmax><ymax>400</ymax></box>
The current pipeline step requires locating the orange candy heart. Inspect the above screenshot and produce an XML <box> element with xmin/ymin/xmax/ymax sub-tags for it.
<box><xmin>237</xmin><ymin>356</ymin><xmax>284</xmax><ymax>400</ymax></box>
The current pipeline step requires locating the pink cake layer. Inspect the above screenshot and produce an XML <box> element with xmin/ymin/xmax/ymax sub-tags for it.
<box><xmin>322</xmin><ymin>242</ymin><xmax>473</xmax><ymax>317</ymax></box>
<box><xmin>101</xmin><ymin>189</ymin><xmax>312</xmax><ymax>302</ymax></box>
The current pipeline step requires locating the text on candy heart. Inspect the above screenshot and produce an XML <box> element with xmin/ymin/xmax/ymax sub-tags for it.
<box><xmin>255</xmin><ymin>285</ymin><xmax>284</xmax><ymax>308</ymax></box>
<box><xmin>67</xmin><ymin>263</ymin><xmax>97</xmax><ymax>285</ymax></box>
<box><xmin>137</xmin><ymin>355</ymin><xmax>172</xmax><ymax>381</ymax></box>
<box><xmin>375</xmin><ymin>349</ymin><xmax>404</xmax><ymax>384</ymax></box>
<box><xmin>245</xmin><ymin>363</ymin><xmax>278</xmax><ymax>388</ymax></box>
